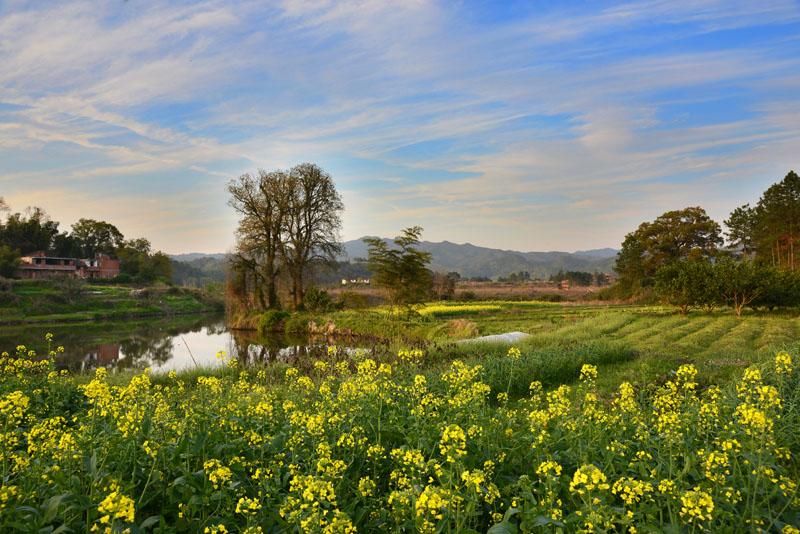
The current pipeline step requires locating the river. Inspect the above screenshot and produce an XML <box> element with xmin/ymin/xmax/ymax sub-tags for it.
<box><xmin>0</xmin><ymin>314</ymin><xmax>363</xmax><ymax>373</ymax></box>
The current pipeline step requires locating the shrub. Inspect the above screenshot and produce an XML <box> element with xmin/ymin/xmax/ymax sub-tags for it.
<box><xmin>535</xmin><ymin>293</ymin><xmax>564</xmax><ymax>302</ymax></box>
<box><xmin>457</xmin><ymin>290</ymin><xmax>477</xmax><ymax>301</ymax></box>
<box><xmin>257</xmin><ymin>310</ymin><xmax>289</xmax><ymax>333</ymax></box>
<box><xmin>54</xmin><ymin>276</ymin><xmax>86</xmax><ymax>305</ymax></box>
<box><xmin>112</xmin><ymin>273</ymin><xmax>132</xmax><ymax>283</ymax></box>
<box><xmin>303</xmin><ymin>286</ymin><xmax>333</xmax><ymax>313</ymax></box>
<box><xmin>284</xmin><ymin>314</ymin><xmax>310</xmax><ymax>334</ymax></box>
<box><xmin>0</xmin><ymin>278</ymin><xmax>19</xmax><ymax>305</ymax></box>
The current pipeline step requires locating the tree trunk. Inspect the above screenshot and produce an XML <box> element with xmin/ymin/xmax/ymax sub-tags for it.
<box><xmin>266</xmin><ymin>280</ymin><xmax>279</xmax><ymax>310</ymax></box>
<box><xmin>291</xmin><ymin>278</ymin><xmax>299</xmax><ymax>311</ymax></box>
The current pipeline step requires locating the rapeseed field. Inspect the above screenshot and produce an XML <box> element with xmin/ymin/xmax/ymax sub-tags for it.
<box><xmin>1</xmin><ymin>341</ymin><xmax>798</xmax><ymax>533</ymax></box>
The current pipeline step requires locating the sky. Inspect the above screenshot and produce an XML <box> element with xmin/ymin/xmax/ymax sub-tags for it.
<box><xmin>1</xmin><ymin>0</ymin><xmax>799</xmax><ymax>254</ymax></box>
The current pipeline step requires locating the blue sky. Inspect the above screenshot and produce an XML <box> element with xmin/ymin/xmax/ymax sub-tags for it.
<box><xmin>1</xmin><ymin>0</ymin><xmax>799</xmax><ymax>254</ymax></box>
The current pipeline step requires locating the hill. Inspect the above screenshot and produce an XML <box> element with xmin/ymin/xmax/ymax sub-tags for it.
<box><xmin>343</xmin><ymin>238</ymin><xmax>617</xmax><ymax>280</ymax></box>
<box><xmin>169</xmin><ymin>255</ymin><xmax>228</xmax><ymax>287</ymax></box>
<box><xmin>168</xmin><ymin>241</ymin><xmax>617</xmax><ymax>286</ymax></box>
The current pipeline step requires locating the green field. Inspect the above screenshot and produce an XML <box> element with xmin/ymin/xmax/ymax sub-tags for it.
<box><xmin>323</xmin><ymin>302</ymin><xmax>799</xmax><ymax>392</ymax></box>
<box><xmin>0</xmin><ymin>280</ymin><xmax>224</xmax><ymax>324</ymax></box>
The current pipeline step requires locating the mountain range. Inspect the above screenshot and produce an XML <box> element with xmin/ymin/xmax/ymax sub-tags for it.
<box><xmin>342</xmin><ymin>238</ymin><xmax>617</xmax><ymax>280</ymax></box>
<box><xmin>168</xmin><ymin>240</ymin><xmax>617</xmax><ymax>284</ymax></box>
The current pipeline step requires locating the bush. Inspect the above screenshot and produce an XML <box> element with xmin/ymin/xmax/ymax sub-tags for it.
<box><xmin>303</xmin><ymin>286</ymin><xmax>333</xmax><ymax>313</ymax></box>
<box><xmin>0</xmin><ymin>277</ymin><xmax>19</xmax><ymax>305</ymax></box>
<box><xmin>457</xmin><ymin>290</ymin><xmax>477</xmax><ymax>301</ymax></box>
<box><xmin>336</xmin><ymin>290</ymin><xmax>368</xmax><ymax>310</ymax></box>
<box><xmin>54</xmin><ymin>276</ymin><xmax>86</xmax><ymax>305</ymax></box>
<box><xmin>535</xmin><ymin>293</ymin><xmax>564</xmax><ymax>302</ymax></box>
<box><xmin>112</xmin><ymin>273</ymin><xmax>132</xmax><ymax>283</ymax></box>
<box><xmin>284</xmin><ymin>314</ymin><xmax>310</xmax><ymax>334</ymax></box>
<box><xmin>257</xmin><ymin>310</ymin><xmax>289</xmax><ymax>333</ymax></box>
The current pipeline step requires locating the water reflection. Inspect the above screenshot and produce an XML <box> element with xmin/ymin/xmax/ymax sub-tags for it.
<box><xmin>0</xmin><ymin>314</ymin><xmax>370</xmax><ymax>373</ymax></box>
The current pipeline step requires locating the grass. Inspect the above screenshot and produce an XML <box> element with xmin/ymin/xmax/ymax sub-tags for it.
<box><xmin>313</xmin><ymin>302</ymin><xmax>800</xmax><ymax>393</ymax></box>
<box><xmin>0</xmin><ymin>279</ymin><xmax>224</xmax><ymax>324</ymax></box>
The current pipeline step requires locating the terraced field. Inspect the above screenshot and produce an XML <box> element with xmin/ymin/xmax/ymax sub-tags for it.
<box><xmin>326</xmin><ymin>302</ymin><xmax>799</xmax><ymax>391</ymax></box>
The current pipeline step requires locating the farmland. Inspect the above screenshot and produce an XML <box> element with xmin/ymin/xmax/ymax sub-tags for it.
<box><xmin>1</xmin><ymin>303</ymin><xmax>799</xmax><ymax>533</ymax></box>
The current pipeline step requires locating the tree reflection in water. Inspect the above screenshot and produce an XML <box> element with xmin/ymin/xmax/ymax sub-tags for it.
<box><xmin>229</xmin><ymin>328</ymin><xmax>320</xmax><ymax>367</ymax></box>
<box><xmin>1</xmin><ymin>313</ymin><xmax>374</xmax><ymax>373</ymax></box>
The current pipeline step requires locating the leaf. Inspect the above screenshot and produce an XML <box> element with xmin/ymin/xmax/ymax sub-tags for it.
<box><xmin>487</xmin><ymin>507</ymin><xmax>521</xmax><ymax>534</ymax></box>
<box><xmin>140</xmin><ymin>515</ymin><xmax>162</xmax><ymax>529</ymax></box>
<box><xmin>532</xmin><ymin>515</ymin><xmax>565</xmax><ymax>528</ymax></box>
<box><xmin>83</xmin><ymin>453</ymin><xmax>98</xmax><ymax>478</ymax></box>
<box><xmin>487</xmin><ymin>522</ymin><xmax>517</xmax><ymax>534</ymax></box>
<box><xmin>175</xmin><ymin>435</ymin><xmax>189</xmax><ymax>457</ymax></box>
<box><xmin>41</xmin><ymin>495</ymin><xmax>63</xmax><ymax>524</ymax></box>
<box><xmin>191</xmin><ymin>432</ymin><xmax>208</xmax><ymax>456</ymax></box>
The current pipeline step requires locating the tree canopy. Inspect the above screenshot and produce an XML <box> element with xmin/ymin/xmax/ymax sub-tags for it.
<box><xmin>614</xmin><ymin>206</ymin><xmax>722</xmax><ymax>289</ymax></box>
<box><xmin>725</xmin><ymin>170</ymin><xmax>800</xmax><ymax>269</ymax></box>
<box><xmin>71</xmin><ymin>218</ymin><xmax>124</xmax><ymax>257</ymax></box>
<box><xmin>365</xmin><ymin>227</ymin><xmax>432</xmax><ymax>313</ymax></box>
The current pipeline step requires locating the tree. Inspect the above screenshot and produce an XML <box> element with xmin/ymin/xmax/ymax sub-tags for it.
<box><xmin>227</xmin><ymin>170</ymin><xmax>287</xmax><ymax>310</ymax></box>
<box><xmin>726</xmin><ymin>171</ymin><xmax>800</xmax><ymax>269</ymax></box>
<box><xmin>51</xmin><ymin>232</ymin><xmax>81</xmax><ymax>258</ymax></box>
<box><xmin>0</xmin><ymin>207</ymin><xmax>60</xmax><ymax>254</ymax></box>
<box><xmin>71</xmin><ymin>218</ymin><xmax>124</xmax><ymax>257</ymax></box>
<box><xmin>431</xmin><ymin>271</ymin><xmax>456</xmax><ymax>300</ymax></box>
<box><xmin>754</xmin><ymin>171</ymin><xmax>800</xmax><ymax>269</ymax></box>
<box><xmin>0</xmin><ymin>245</ymin><xmax>21</xmax><ymax>278</ymax></box>
<box><xmin>724</xmin><ymin>204</ymin><xmax>757</xmax><ymax>257</ymax></box>
<box><xmin>365</xmin><ymin>227</ymin><xmax>432</xmax><ymax>313</ymax></box>
<box><xmin>116</xmin><ymin>238</ymin><xmax>172</xmax><ymax>282</ymax></box>
<box><xmin>281</xmin><ymin>163</ymin><xmax>344</xmax><ymax>310</ymax></box>
<box><xmin>714</xmin><ymin>258</ymin><xmax>775</xmax><ymax>318</ymax></box>
<box><xmin>654</xmin><ymin>258</ymin><xmax>717</xmax><ymax>315</ymax></box>
<box><xmin>615</xmin><ymin>206</ymin><xmax>722</xmax><ymax>288</ymax></box>
<box><xmin>750</xmin><ymin>268</ymin><xmax>800</xmax><ymax>311</ymax></box>
<box><xmin>564</xmin><ymin>271</ymin><xmax>593</xmax><ymax>286</ymax></box>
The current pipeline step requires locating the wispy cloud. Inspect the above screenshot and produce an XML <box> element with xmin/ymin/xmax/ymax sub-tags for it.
<box><xmin>1</xmin><ymin>0</ymin><xmax>799</xmax><ymax>253</ymax></box>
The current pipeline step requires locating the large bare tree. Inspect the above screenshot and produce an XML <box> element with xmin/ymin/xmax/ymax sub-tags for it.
<box><xmin>227</xmin><ymin>164</ymin><xmax>343</xmax><ymax>311</ymax></box>
<box><xmin>227</xmin><ymin>170</ymin><xmax>288</xmax><ymax>310</ymax></box>
<box><xmin>281</xmin><ymin>163</ymin><xmax>344</xmax><ymax>310</ymax></box>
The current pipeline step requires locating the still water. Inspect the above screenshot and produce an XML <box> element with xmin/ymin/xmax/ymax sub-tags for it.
<box><xmin>0</xmin><ymin>314</ymin><xmax>360</xmax><ymax>373</ymax></box>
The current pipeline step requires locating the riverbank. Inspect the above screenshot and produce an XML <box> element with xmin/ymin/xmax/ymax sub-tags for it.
<box><xmin>0</xmin><ymin>279</ymin><xmax>224</xmax><ymax>325</ymax></box>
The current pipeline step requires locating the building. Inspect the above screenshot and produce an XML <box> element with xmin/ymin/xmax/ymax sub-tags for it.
<box><xmin>19</xmin><ymin>252</ymin><xmax>120</xmax><ymax>279</ymax></box>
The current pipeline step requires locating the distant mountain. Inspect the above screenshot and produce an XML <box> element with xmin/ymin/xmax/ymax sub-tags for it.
<box><xmin>169</xmin><ymin>253</ymin><xmax>227</xmax><ymax>262</ymax></box>
<box><xmin>343</xmin><ymin>238</ymin><xmax>618</xmax><ymax>280</ymax></box>
<box><xmin>169</xmin><ymin>254</ymin><xmax>228</xmax><ymax>287</ymax></box>
<box><xmin>167</xmin><ymin>242</ymin><xmax>618</xmax><ymax>285</ymax></box>
<box><xmin>573</xmin><ymin>248</ymin><xmax>620</xmax><ymax>258</ymax></box>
